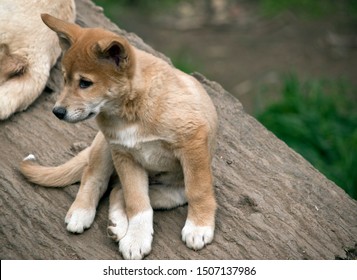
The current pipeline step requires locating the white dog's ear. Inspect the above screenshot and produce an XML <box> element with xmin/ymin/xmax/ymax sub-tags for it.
<box><xmin>41</xmin><ymin>13</ymin><xmax>81</xmax><ymax>51</ymax></box>
<box><xmin>95</xmin><ymin>38</ymin><xmax>134</xmax><ymax>71</ymax></box>
<box><xmin>0</xmin><ymin>44</ymin><xmax>27</xmax><ymax>82</ymax></box>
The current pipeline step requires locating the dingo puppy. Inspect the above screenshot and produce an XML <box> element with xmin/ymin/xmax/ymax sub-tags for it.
<box><xmin>20</xmin><ymin>14</ymin><xmax>218</xmax><ymax>260</ymax></box>
<box><xmin>0</xmin><ymin>0</ymin><xmax>75</xmax><ymax>120</ymax></box>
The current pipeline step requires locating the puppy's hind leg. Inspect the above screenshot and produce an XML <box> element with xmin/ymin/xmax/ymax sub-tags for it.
<box><xmin>107</xmin><ymin>182</ymin><xmax>186</xmax><ymax>242</ymax></box>
<box><xmin>65</xmin><ymin>132</ymin><xmax>114</xmax><ymax>233</ymax></box>
<box><xmin>149</xmin><ymin>184</ymin><xmax>187</xmax><ymax>210</ymax></box>
<box><xmin>148</xmin><ymin>172</ymin><xmax>187</xmax><ymax>210</ymax></box>
<box><xmin>107</xmin><ymin>185</ymin><xmax>128</xmax><ymax>242</ymax></box>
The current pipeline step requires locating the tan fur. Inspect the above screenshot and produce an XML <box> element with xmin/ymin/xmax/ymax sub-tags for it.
<box><xmin>20</xmin><ymin>147</ymin><xmax>89</xmax><ymax>187</ymax></box>
<box><xmin>20</xmin><ymin>15</ymin><xmax>218</xmax><ymax>259</ymax></box>
<box><xmin>64</xmin><ymin>132</ymin><xmax>114</xmax><ymax>233</ymax></box>
<box><xmin>0</xmin><ymin>44</ymin><xmax>27</xmax><ymax>84</ymax></box>
<box><xmin>0</xmin><ymin>0</ymin><xmax>75</xmax><ymax>120</ymax></box>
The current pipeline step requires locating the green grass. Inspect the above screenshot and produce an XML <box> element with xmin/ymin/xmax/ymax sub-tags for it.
<box><xmin>170</xmin><ymin>50</ymin><xmax>201</xmax><ymax>74</ymax></box>
<box><xmin>259</xmin><ymin>0</ymin><xmax>357</xmax><ymax>19</ymax></box>
<box><xmin>256</xmin><ymin>74</ymin><xmax>357</xmax><ymax>199</ymax></box>
<box><xmin>260</xmin><ymin>0</ymin><xmax>333</xmax><ymax>17</ymax></box>
<box><xmin>93</xmin><ymin>0</ymin><xmax>182</xmax><ymax>16</ymax></box>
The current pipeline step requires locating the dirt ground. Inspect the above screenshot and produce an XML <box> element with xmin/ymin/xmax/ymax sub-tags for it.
<box><xmin>109</xmin><ymin>1</ymin><xmax>357</xmax><ymax>114</ymax></box>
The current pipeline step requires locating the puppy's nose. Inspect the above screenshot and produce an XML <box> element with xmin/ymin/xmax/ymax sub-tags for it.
<box><xmin>52</xmin><ymin>107</ymin><xmax>67</xmax><ymax>120</ymax></box>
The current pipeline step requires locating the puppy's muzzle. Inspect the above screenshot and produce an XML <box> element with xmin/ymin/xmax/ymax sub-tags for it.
<box><xmin>52</xmin><ymin>107</ymin><xmax>67</xmax><ymax>120</ymax></box>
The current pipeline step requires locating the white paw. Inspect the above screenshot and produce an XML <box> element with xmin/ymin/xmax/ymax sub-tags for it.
<box><xmin>107</xmin><ymin>208</ymin><xmax>128</xmax><ymax>241</ymax></box>
<box><xmin>182</xmin><ymin>219</ymin><xmax>214</xmax><ymax>250</ymax></box>
<box><xmin>65</xmin><ymin>208</ymin><xmax>96</xmax><ymax>233</ymax></box>
<box><xmin>23</xmin><ymin>154</ymin><xmax>36</xmax><ymax>161</ymax></box>
<box><xmin>119</xmin><ymin>209</ymin><xmax>153</xmax><ymax>260</ymax></box>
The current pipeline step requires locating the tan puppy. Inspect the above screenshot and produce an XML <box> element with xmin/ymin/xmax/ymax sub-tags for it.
<box><xmin>0</xmin><ymin>0</ymin><xmax>75</xmax><ymax>120</ymax></box>
<box><xmin>20</xmin><ymin>14</ymin><xmax>218</xmax><ymax>260</ymax></box>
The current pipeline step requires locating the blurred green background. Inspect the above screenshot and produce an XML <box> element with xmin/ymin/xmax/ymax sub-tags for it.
<box><xmin>93</xmin><ymin>0</ymin><xmax>357</xmax><ymax>199</ymax></box>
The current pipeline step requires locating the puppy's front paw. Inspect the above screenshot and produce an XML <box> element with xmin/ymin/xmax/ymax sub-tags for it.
<box><xmin>65</xmin><ymin>208</ymin><xmax>96</xmax><ymax>233</ymax></box>
<box><xmin>119</xmin><ymin>209</ymin><xmax>153</xmax><ymax>260</ymax></box>
<box><xmin>182</xmin><ymin>219</ymin><xmax>214</xmax><ymax>250</ymax></box>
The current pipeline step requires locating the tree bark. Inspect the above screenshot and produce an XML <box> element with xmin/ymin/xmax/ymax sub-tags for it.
<box><xmin>0</xmin><ymin>0</ymin><xmax>356</xmax><ymax>260</ymax></box>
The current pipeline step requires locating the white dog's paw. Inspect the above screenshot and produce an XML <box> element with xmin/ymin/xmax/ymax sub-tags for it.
<box><xmin>65</xmin><ymin>208</ymin><xmax>96</xmax><ymax>233</ymax></box>
<box><xmin>119</xmin><ymin>209</ymin><xmax>153</xmax><ymax>260</ymax></box>
<box><xmin>182</xmin><ymin>219</ymin><xmax>214</xmax><ymax>250</ymax></box>
<box><xmin>107</xmin><ymin>209</ymin><xmax>128</xmax><ymax>241</ymax></box>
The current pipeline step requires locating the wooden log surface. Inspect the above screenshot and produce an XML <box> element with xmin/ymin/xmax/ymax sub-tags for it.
<box><xmin>0</xmin><ymin>0</ymin><xmax>356</xmax><ymax>260</ymax></box>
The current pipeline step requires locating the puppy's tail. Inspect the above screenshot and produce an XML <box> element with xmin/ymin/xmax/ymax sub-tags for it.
<box><xmin>20</xmin><ymin>147</ymin><xmax>90</xmax><ymax>187</ymax></box>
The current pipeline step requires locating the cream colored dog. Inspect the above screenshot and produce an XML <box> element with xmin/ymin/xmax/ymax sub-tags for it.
<box><xmin>0</xmin><ymin>0</ymin><xmax>75</xmax><ymax>120</ymax></box>
<box><xmin>20</xmin><ymin>14</ymin><xmax>218</xmax><ymax>260</ymax></box>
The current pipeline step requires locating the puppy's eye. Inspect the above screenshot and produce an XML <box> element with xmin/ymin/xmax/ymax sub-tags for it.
<box><xmin>79</xmin><ymin>79</ymin><xmax>93</xmax><ymax>89</ymax></box>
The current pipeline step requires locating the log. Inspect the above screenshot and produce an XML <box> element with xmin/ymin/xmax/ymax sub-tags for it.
<box><xmin>0</xmin><ymin>0</ymin><xmax>356</xmax><ymax>260</ymax></box>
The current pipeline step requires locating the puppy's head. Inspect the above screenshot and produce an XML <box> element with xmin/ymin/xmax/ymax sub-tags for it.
<box><xmin>41</xmin><ymin>14</ymin><xmax>135</xmax><ymax>123</ymax></box>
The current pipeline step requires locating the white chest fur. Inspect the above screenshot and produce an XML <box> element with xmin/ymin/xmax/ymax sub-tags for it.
<box><xmin>107</xmin><ymin>122</ymin><xmax>160</xmax><ymax>149</ymax></box>
<box><xmin>106</xmin><ymin>123</ymin><xmax>179</xmax><ymax>172</ymax></box>
<box><xmin>109</xmin><ymin>124</ymin><xmax>140</xmax><ymax>148</ymax></box>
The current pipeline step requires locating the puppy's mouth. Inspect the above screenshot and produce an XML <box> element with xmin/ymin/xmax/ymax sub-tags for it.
<box><xmin>53</xmin><ymin>107</ymin><xmax>98</xmax><ymax>123</ymax></box>
<box><xmin>84</xmin><ymin>112</ymin><xmax>96</xmax><ymax>120</ymax></box>
<box><xmin>67</xmin><ymin>111</ymin><xmax>97</xmax><ymax>123</ymax></box>
<box><xmin>53</xmin><ymin>101</ymin><xmax>105</xmax><ymax>123</ymax></box>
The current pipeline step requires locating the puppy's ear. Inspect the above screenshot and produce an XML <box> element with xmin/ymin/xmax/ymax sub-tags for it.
<box><xmin>95</xmin><ymin>38</ymin><xmax>133</xmax><ymax>71</ymax></box>
<box><xmin>41</xmin><ymin>13</ymin><xmax>81</xmax><ymax>51</ymax></box>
